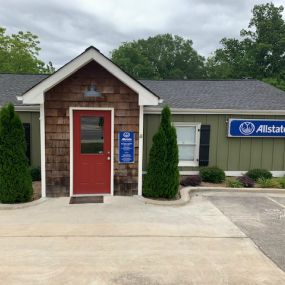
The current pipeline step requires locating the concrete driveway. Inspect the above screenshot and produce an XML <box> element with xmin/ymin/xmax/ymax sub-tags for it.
<box><xmin>0</xmin><ymin>193</ymin><xmax>285</xmax><ymax>284</ymax></box>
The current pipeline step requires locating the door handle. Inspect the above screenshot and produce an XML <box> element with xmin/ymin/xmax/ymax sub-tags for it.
<box><xmin>107</xmin><ymin>156</ymin><xmax>111</xmax><ymax>160</ymax></box>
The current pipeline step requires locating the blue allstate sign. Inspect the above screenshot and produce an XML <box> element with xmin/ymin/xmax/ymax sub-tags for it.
<box><xmin>228</xmin><ymin>119</ymin><xmax>285</xmax><ymax>137</ymax></box>
<box><xmin>118</xmin><ymin>131</ymin><xmax>135</xmax><ymax>163</ymax></box>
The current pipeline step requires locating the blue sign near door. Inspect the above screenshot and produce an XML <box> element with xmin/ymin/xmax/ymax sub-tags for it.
<box><xmin>118</xmin><ymin>131</ymin><xmax>135</xmax><ymax>163</ymax></box>
<box><xmin>228</xmin><ymin>119</ymin><xmax>285</xmax><ymax>137</ymax></box>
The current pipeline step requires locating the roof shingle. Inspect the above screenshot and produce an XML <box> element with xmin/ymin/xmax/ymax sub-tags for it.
<box><xmin>0</xmin><ymin>73</ymin><xmax>48</xmax><ymax>106</ymax></box>
<box><xmin>1</xmin><ymin>73</ymin><xmax>285</xmax><ymax>111</ymax></box>
<box><xmin>139</xmin><ymin>80</ymin><xmax>285</xmax><ymax>110</ymax></box>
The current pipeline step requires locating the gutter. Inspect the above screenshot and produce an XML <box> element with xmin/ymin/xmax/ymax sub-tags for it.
<box><xmin>6</xmin><ymin>96</ymin><xmax>40</xmax><ymax>112</ymax></box>
<box><xmin>0</xmin><ymin>105</ymin><xmax>40</xmax><ymax>112</ymax></box>
<box><xmin>15</xmin><ymin>105</ymin><xmax>40</xmax><ymax>112</ymax></box>
<box><xmin>144</xmin><ymin>107</ymin><xmax>285</xmax><ymax>116</ymax></box>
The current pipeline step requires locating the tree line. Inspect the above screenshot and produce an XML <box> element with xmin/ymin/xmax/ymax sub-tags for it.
<box><xmin>1</xmin><ymin>3</ymin><xmax>284</xmax><ymax>90</ymax></box>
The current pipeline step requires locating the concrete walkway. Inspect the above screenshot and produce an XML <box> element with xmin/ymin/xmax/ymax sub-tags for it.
<box><xmin>0</xmin><ymin>194</ymin><xmax>285</xmax><ymax>284</ymax></box>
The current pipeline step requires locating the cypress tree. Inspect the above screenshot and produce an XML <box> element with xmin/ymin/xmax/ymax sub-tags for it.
<box><xmin>0</xmin><ymin>103</ymin><xmax>33</xmax><ymax>203</ymax></box>
<box><xmin>160</xmin><ymin>106</ymin><xmax>179</xmax><ymax>198</ymax></box>
<box><xmin>143</xmin><ymin>106</ymin><xmax>179</xmax><ymax>198</ymax></box>
<box><xmin>143</xmin><ymin>127</ymin><xmax>168</xmax><ymax>198</ymax></box>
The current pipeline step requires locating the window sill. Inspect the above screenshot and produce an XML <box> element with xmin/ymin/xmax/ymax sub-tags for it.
<box><xmin>178</xmin><ymin>161</ymin><xmax>199</xmax><ymax>167</ymax></box>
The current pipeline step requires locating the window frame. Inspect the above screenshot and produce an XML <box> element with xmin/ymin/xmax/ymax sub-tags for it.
<box><xmin>80</xmin><ymin>115</ymin><xmax>105</xmax><ymax>155</ymax></box>
<box><xmin>173</xmin><ymin>122</ymin><xmax>201</xmax><ymax>167</ymax></box>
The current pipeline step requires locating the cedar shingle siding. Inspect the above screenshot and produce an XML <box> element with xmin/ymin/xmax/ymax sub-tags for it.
<box><xmin>45</xmin><ymin>61</ymin><xmax>139</xmax><ymax>197</ymax></box>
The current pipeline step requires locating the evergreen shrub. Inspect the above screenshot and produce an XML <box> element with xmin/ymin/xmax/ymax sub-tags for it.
<box><xmin>200</xmin><ymin>167</ymin><xmax>225</xmax><ymax>183</ymax></box>
<box><xmin>0</xmin><ymin>103</ymin><xmax>33</xmax><ymax>203</ymax></box>
<box><xmin>143</xmin><ymin>106</ymin><xmax>179</xmax><ymax>199</ymax></box>
<box><xmin>246</xmin><ymin>169</ymin><xmax>272</xmax><ymax>181</ymax></box>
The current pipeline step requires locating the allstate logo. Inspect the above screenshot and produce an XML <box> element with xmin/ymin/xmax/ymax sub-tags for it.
<box><xmin>123</xmin><ymin>132</ymin><xmax>130</xmax><ymax>138</ymax></box>
<box><xmin>239</xmin><ymin>122</ymin><xmax>255</xmax><ymax>135</ymax></box>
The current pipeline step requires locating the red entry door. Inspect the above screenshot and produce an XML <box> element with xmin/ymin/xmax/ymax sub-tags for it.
<box><xmin>73</xmin><ymin>110</ymin><xmax>111</xmax><ymax>194</ymax></box>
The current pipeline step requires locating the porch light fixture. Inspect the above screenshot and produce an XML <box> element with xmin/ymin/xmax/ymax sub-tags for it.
<box><xmin>84</xmin><ymin>85</ymin><xmax>102</xmax><ymax>98</ymax></box>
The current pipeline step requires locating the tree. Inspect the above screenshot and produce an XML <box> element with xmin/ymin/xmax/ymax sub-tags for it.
<box><xmin>112</xmin><ymin>34</ymin><xmax>206</xmax><ymax>79</ymax></box>
<box><xmin>241</xmin><ymin>3</ymin><xmax>285</xmax><ymax>78</ymax></box>
<box><xmin>206</xmin><ymin>38</ymin><xmax>254</xmax><ymax>79</ymax></box>
<box><xmin>0</xmin><ymin>27</ymin><xmax>54</xmax><ymax>74</ymax></box>
<box><xmin>143</xmin><ymin>106</ymin><xmax>179</xmax><ymax>199</ymax></box>
<box><xmin>0</xmin><ymin>103</ymin><xmax>33</xmax><ymax>203</ymax></box>
<box><xmin>143</xmin><ymin>127</ymin><xmax>168</xmax><ymax>198</ymax></box>
<box><xmin>206</xmin><ymin>3</ymin><xmax>285</xmax><ymax>90</ymax></box>
<box><xmin>160</xmin><ymin>106</ymin><xmax>180</xmax><ymax>198</ymax></box>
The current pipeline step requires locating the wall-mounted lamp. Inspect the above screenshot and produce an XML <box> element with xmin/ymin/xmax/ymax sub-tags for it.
<box><xmin>84</xmin><ymin>85</ymin><xmax>102</xmax><ymax>98</ymax></box>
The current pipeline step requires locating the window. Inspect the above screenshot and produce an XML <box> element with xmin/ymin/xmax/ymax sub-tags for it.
<box><xmin>174</xmin><ymin>122</ymin><xmax>201</xmax><ymax>167</ymax></box>
<box><xmin>80</xmin><ymin>116</ymin><xmax>104</xmax><ymax>154</ymax></box>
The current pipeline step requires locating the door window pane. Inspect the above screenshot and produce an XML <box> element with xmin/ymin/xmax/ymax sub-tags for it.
<box><xmin>178</xmin><ymin>145</ymin><xmax>195</xmax><ymax>161</ymax></box>
<box><xmin>176</xmin><ymin>126</ymin><xmax>195</xmax><ymax>144</ymax></box>
<box><xmin>81</xmin><ymin>116</ymin><xmax>104</xmax><ymax>154</ymax></box>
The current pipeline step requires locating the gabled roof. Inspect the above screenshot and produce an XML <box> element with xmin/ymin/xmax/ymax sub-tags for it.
<box><xmin>21</xmin><ymin>46</ymin><xmax>159</xmax><ymax>106</ymax></box>
<box><xmin>2</xmin><ymin>74</ymin><xmax>285</xmax><ymax>113</ymax></box>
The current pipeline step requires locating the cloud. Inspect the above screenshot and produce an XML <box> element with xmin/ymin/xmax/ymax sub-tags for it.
<box><xmin>0</xmin><ymin>0</ymin><xmax>284</xmax><ymax>68</ymax></box>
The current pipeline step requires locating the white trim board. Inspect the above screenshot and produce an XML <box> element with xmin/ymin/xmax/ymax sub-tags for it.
<box><xmin>69</xmin><ymin>107</ymin><xmax>114</xmax><ymax>197</ymax></box>
<box><xmin>180</xmin><ymin>171</ymin><xmax>285</xmax><ymax>177</ymax></box>
<box><xmin>0</xmin><ymin>105</ymin><xmax>40</xmax><ymax>112</ymax></box>
<box><xmin>16</xmin><ymin>105</ymin><xmax>40</xmax><ymax>112</ymax></box>
<box><xmin>11</xmin><ymin>105</ymin><xmax>285</xmax><ymax>115</ymax></box>
<box><xmin>40</xmin><ymin>104</ymin><xmax>46</xmax><ymax>198</ymax></box>
<box><xmin>225</xmin><ymin>171</ymin><xmax>285</xmax><ymax>177</ymax></box>
<box><xmin>144</xmin><ymin>107</ymin><xmax>285</xmax><ymax>116</ymax></box>
<box><xmin>11</xmin><ymin>106</ymin><xmax>285</xmax><ymax>115</ymax></box>
<box><xmin>21</xmin><ymin>47</ymin><xmax>159</xmax><ymax>106</ymax></box>
<box><xmin>137</xmin><ymin>106</ymin><xmax>144</xmax><ymax>195</ymax></box>
<box><xmin>144</xmin><ymin>170</ymin><xmax>285</xmax><ymax>177</ymax></box>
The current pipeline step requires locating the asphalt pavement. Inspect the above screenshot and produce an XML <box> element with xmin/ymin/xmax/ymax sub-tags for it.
<box><xmin>208</xmin><ymin>193</ymin><xmax>285</xmax><ymax>272</ymax></box>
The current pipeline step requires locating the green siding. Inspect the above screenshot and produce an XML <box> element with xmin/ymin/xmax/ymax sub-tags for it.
<box><xmin>143</xmin><ymin>113</ymin><xmax>285</xmax><ymax>172</ymax></box>
<box><xmin>10</xmin><ymin>111</ymin><xmax>285</xmax><ymax>172</ymax></box>
<box><xmin>273</xmin><ymin>139</ymin><xmax>284</xmax><ymax>170</ymax></box>
<box><xmin>18</xmin><ymin>111</ymin><xmax>40</xmax><ymax>167</ymax></box>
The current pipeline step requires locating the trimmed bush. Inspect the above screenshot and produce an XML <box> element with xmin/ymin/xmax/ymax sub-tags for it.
<box><xmin>200</xmin><ymin>167</ymin><xmax>225</xmax><ymax>183</ymax></box>
<box><xmin>0</xmin><ymin>103</ymin><xmax>33</xmax><ymax>203</ymax></box>
<box><xmin>237</xmin><ymin>175</ymin><xmax>255</xmax><ymax>188</ymax></box>
<box><xmin>181</xmin><ymin>175</ymin><xmax>202</xmax><ymax>186</ymax></box>
<box><xmin>226</xmin><ymin>178</ymin><xmax>243</xmax><ymax>188</ymax></box>
<box><xmin>30</xmin><ymin>166</ymin><xmax>41</xmax><ymax>181</ymax></box>
<box><xmin>246</xmin><ymin>168</ymin><xmax>272</xmax><ymax>181</ymax></box>
<box><xmin>257</xmin><ymin>178</ymin><xmax>280</xmax><ymax>188</ymax></box>
<box><xmin>143</xmin><ymin>106</ymin><xmax>179</xmax><ymax>199</ymax></box>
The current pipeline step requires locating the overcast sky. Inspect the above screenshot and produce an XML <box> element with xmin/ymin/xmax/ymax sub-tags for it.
<box><xmin>1</xmin><ymin>0</ymin><xmax>284</xmax><ymax>68</ymax></box>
